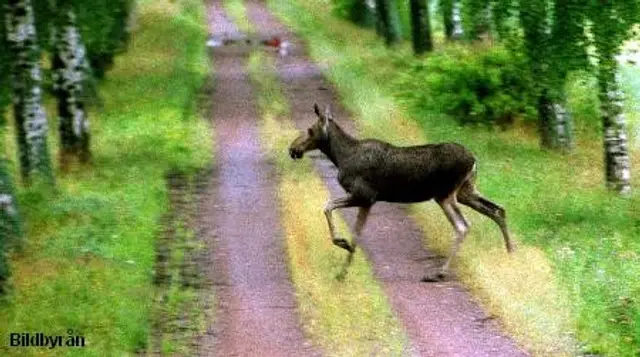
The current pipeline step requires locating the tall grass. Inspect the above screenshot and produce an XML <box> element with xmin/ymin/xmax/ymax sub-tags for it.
<box><xmin>0</xmin><ymin>0</ymin><xmax>211</xmax><ymax>355</ymax></box>
<box><xmin>248</xmin><ymin>51</ymin><xmax>408</xmax><ymax>357</ymax></box>
<box><xmin>268</xmin><ymin>1</ymin><xmax>640</xmax><ymax>356</ymax></box>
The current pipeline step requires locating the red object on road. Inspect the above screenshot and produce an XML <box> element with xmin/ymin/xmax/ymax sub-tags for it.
<box><xmin>262</xmin><ymin>36</ymin><xmax>281</xmax><ymax>48</ymax></box>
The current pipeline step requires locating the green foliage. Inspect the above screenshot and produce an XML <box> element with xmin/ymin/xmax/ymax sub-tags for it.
<box><xmin>490</xmin><ymin>0</ymin><xmax>517</xmax><ymax>40</ymax></box>
<box><xmin>565</xmin><ymin>71</ymin><xmax>601</xmax><ymax>134</ymax></box>
<box><xmin>394</xmin><ymin>45</ymin><xmax>535</xmax><ymax>126</ymax></box>
<box><xmin>69</xmin><ymin>0</ymin><xmax>134</xmax><ymax>78</ymax></box>
<box><xmin>461</xmin><ymin>0</ymin><xmax>489</xmax><ymax>40</ymax></box>
<box><xmin>330</xmin><ymin>0</ymin><xmax>375</xmax><ymax>27</ymax></box>
<box><xmin>0</xmin><ymin>6</ymin><xmax>11</xmax><ymax>114</ymax></box>
<box><xmin>550</xmin><ymin>0</ymin><xmax>589</xmax><ymax>78</ymax></box>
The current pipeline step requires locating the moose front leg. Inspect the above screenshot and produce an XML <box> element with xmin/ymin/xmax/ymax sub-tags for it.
<box><xmin>324</xmin><ymin>196</ymin><xmax>360</xmax><ymax>253</ymax></box>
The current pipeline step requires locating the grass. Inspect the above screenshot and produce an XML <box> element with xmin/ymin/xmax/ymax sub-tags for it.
<box><xmin>0</xmin><ymin>0</ymin><xmax>212</xmax><ymax>355</ymax></box>
<box><xmin>224</xmin><ymin>0</ymin><xmax>252</xmax><ymax>34</ymax></box>
<box><xmin>248</xmin><ymin>50</ymin><xmax>409</xmax><ymax>357</ymax></box>
<box><xmin>268</xmin><ymin>1</ymin><xmax>640</xmax><ymax>356</ymax></box>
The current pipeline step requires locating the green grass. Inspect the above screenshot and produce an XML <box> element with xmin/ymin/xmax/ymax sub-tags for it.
<box><xmin>268</xmin><ymin>1</ymin><xmax>640</xmax><ymax>356</ymax></box>
<box><xmin>224</xmin><ymin>0</ymin><xmax>253</xmax><ymax>34</ymax></box>
<box><xmin>0</xmin><ymin>0</ymin><xmax>212</xmax><ymax>355</ymax></box>
<box><xmin>248</xmin><ymin>51</ymin><xmax>408</xmax><ymax>357</ymax></box>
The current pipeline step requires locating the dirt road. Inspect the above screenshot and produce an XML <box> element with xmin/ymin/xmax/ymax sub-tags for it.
<box><xmin>199</xmin><ymin>2</ymin><xmax>318</xmax><ymax>356</ymax></box>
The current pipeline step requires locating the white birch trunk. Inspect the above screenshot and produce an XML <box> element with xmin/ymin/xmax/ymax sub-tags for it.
<box><xmin>4</xmin><ymin>0</ymin><xmax>53</xmax><ymax>183</ymax></box>
<box><xmin>52</xmin><ymin>7</ymin><xmax>90</xmax><ymax>165</ymax></box>
<box><xmin>601</xmin><ymin>72</ymin><xmax>632</xmax><ymax>195</ymax></box>
<box><xmin>0</xmin><ymin>158</ymin><xmax>20</xmax><ymax>292</ymax></box>
<box><xmin>452</xmin><ymin>1</ymin><xmax>464</xmax><ymax>38</ymax></box>
<box><xmin>551</xmin><ymin>102</ymin><xmax>573</xmax><ymax>150</ymax></box>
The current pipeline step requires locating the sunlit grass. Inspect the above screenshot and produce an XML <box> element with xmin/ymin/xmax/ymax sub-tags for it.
<box><xmin>0</xmin><ymin>0</ymin><xmax>211</xmax><ymax>355</ymax></box>
<box><xmin>224</xmin><ymin>0</ymin><xmax>252</xmax><ymax>34</ymax></box>
<box><xmin>248</xmin><ymin>51</ymin><xmax>408</xmax><ymax>357</ymax></box>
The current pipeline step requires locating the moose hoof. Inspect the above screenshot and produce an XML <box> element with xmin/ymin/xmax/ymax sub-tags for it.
<box><xmin>332</xmin><ymin>238</ymin><xmax>354</xmax><ymax>253</ymax></box>
<box><xmin>421</xmin><ymin>271</ymin><xmax>448</xmax><ymax>283</ymax></box>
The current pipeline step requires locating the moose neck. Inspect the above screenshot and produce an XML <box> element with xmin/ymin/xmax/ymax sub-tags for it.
<box><xmin>321</xmin><ymin>121</ymin><xmax>358</xmax><ymax>168</ymax></box>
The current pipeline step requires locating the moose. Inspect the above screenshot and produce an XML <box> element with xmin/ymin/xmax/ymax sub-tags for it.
<box><xmin>289</xmin><ymin>104</ymin><xmax>514</xmax><ymax>282</ymax></box>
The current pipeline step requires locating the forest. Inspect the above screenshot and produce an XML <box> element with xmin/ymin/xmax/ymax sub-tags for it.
<box><xmin>1</xmin><ymin>0</ymin><xmax>639</xmax><ymax>356</ymax></box>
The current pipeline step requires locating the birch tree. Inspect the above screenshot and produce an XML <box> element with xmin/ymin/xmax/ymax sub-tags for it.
<box><xmin>52</xmin><ymin>1</ymin><xmax>90</xmax><ymax>168</ymax></box>
<box><xmin>519</xmin><ymin>0</ymin><xmax>574</xmax><ymax>150</ymax></box>
<box><xmin>441</xmin><ymin>0</ymin><xmax>463</xmax><ymax>39</ymax></box>
<box><xmin>4</xmin><ymin>0</ymin><xmax>54</xmax><ymax>184</ymax></box>
<box><xmin>0</xmin><ymin>7</ymin><xmax>10</xmax><ymax>113</ymax></box>
<box><xmin>588</xmin><ymin>0</ymin><xmax>637</xmax><ymax>195</ymax></box>
<box><xmin>375</xmin><ymin>0</ymin><xmax>401</xmax><ymax>45</ymax></box>
<box><xmin>0</xmin><ymin>157</ymin><xmax>21</xmax><ymax>294</ymax></box>
<box><xmin>410</xmin><ymin>0</ymin><xmax>433</xmax><ymax>54</ymax></box>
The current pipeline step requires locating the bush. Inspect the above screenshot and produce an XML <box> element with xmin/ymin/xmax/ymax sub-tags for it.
<box><xmin>394</xmin><ymin>44</ymin><xmax>536</xmax><ymax>127</ymax></box>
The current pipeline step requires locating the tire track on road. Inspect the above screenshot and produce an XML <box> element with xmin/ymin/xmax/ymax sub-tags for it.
<box><xmin>199</xmin><ymin>2</ymin><xmax>319</xmax><ymax>356</ymax></box>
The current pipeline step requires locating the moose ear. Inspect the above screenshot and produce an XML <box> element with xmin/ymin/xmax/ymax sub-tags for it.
<box><xmin>314</xmin><ymin>103</ymin><xmax>321</xmax><ymax>118</ymax></box>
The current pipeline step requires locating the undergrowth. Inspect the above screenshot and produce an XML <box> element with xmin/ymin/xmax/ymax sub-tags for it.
<box><xmin>0</xmin><ymin>0</ymin><xmax>211</xmax><ymax>355</ymax></box>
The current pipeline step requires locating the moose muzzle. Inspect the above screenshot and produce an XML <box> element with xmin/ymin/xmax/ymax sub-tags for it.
<box><xmin>289</xmin><ymin>135</ymin><xmax>308</xmax><ymax>160</ymax></box>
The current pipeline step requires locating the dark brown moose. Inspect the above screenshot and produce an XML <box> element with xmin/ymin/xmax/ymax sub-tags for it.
<box><xmin>289</xmin><ymin>104</ymin><xmax>514</xmax><ymax>281</ymax></box>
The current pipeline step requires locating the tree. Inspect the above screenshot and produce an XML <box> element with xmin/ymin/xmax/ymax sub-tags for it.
<box><xmin>78</xmin><ymin>0</ymin><xmax>134</xmax><ymax>79</ymax></box>
<box><xmin>519</xmin><ymin>0</ymin><xmax>574</xmax><ymax>150</ymax></box>
<box><xmin>4</xmin><ymin>0</ymin><xmax>54</xmax><ymax>184</ymax></box>
<box><xmin>338</xmin><ymin>0</ymin><xmax>375</xmax><ymax>27</ymax></box>
<box><xmin>0</xmin><ymin>6</ymin><xmax>10</xmax><ymax>114</ymax></box>
<box><xmin>587</xmin><ymin>0</ymin><xmax>638</xmax><ymax>195</ymax></box>
<box><xmin>375</xmin><ymin>0</ymin><xmax>401</xmax><ymax>45</ymax></box>
<box><xmin>461</xmin><ymin>0</ymin><xmax>490</xmax><ymax>41</ymax></box>
<box><xmin>491</xmin><ymin>0</ymin><xmax>515</xmax><ymax>40</ymax></box>
<box><xmin>0</xmin><ymin>157</ymin><xmax>21</xmax><ymax>294</ymax></box>
<box><xmin>441</xmin><ymin>0</ymin><xmax>463</xmax><ymax>39</ymax></box>
<box><xmin>410</xmin><ymin>0</ymin><xmax>433</xmax><ymax>54</ymax></box>
<box><xmin>52</xmin><ymin>1</ymin><xmax>91</xmax><ymax>169</ymax></box>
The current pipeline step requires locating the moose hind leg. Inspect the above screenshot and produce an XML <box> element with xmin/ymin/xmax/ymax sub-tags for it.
<box><xmin>458</xmin><ymin>185</ymin><xmax>514</xmax><ymax>253</ymax></box>
<box><xmin>348</xmin><ymin>206</ymin><xmax>371</xmax><ymax>265</ymax></box>
<box><xmin>423</xmin><ymin>198</ymin><xmax>469</xmax><ymax>282</ymax></box>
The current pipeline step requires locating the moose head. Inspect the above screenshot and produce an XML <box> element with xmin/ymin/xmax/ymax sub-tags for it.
<box><xmin>289</xmin><ymin>104</ymin><xmax>333</xmax><ymax>160</ymax></box>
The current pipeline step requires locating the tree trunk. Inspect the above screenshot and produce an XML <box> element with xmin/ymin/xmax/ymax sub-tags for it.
<box><xmin>52</xmin><ymin>5</ymin><xmax>91</xmax><ymax>169</ymax></box>
<box><xmin>537</xmin><ymin>91</ymin><xmax>573</xmax><ymax>150</ymax></box>
<box><xmin>0</xmin><ymin>158</ymin><xmax>21</xmax><ymax>294</ymax></box>
<box><xmin>410</xmin><ymin>0</ymin><xmax>433</xmax><ymax>55</ymax></box>
<box><xmin>375</xmin><ymin>0</ymin><xmax>401</xmax><ymax>45</ymax></box>
<box><xmin>599</xmin><ymin>69</ymin><xmax>632</xmax><ymax>195</ymax></box>
<box><xmin>349</xmin><ymin>0</ymin><xmax>375</xmax><ymax>27</ymax></box>
<box><xmin>452</xmin><ymin>0</ymin><xmax>464</xmax><ymax>38</ymax></box>
<box><xmin>5</xmin><ymin>0</ymin><xmax>54</xmax><ymax>184</ymax></box>
<box><xmin>441</xmin><ymin>0</ymin><xmax>454</xmax><ymax>39</ymax></box>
